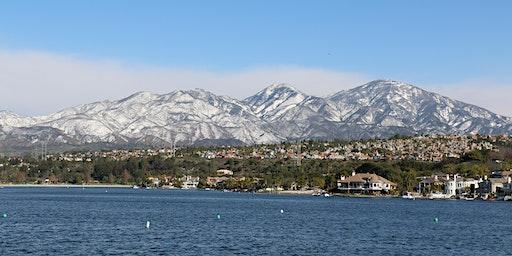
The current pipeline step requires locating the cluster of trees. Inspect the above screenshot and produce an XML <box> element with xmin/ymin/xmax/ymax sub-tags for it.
<box><xmin>1</xmin><ymin>144</ymin><xmax>511</xmax><ymax>193</ymax></box>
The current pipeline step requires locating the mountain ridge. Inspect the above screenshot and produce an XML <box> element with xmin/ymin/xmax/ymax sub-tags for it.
<box><xmin>1</xmin><ymin>79</ymin><xmax>511</xmax><ymax>152</ymax></box>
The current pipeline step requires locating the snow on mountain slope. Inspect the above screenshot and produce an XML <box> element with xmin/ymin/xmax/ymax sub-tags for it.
<box><xmin>1</xmin><ymin>89</ymin><xmax>283</xmax><ymax>147</ymax></box>
<box><xmin>0</xmin><ymin>79</ymin><xmax>510</xmax><ymax>151</ymax></box>
<box><xmin>245</xmin><ymin>83</ymin><xmax>309</xmax><ymax>119</ymax></box>
<box><xmin>328</xmin><ymin>80</ymin><xmax>512</xmax><ymax>134</ymax></box>
<box><xmin>0</xmin><ymin>111</ymin><xmax>38</xmax><ymax>128</ymax></box>
<box><xmin>244</xmin><ymin>83</ymin><xmax>340</xmax><ymax>123</ymax></box>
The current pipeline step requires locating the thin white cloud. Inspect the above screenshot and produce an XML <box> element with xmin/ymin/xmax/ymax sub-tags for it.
<box><xmin>0</xmin><ymin>49</ymin><xmax>367</xmax><ymax>116</ymax></box>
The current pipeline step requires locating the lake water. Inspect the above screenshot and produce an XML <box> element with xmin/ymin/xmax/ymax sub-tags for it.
<box><xmin>1</xmin><ymin>188</ymin><xmax>511</xmax><ymax>255</ymax></box>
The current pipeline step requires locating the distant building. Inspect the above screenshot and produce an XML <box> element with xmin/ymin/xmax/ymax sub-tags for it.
<box><xmin>456</xmin><ymin>177</ymin><xmax>479</xmax><ymax>195</ymax></box>
<box><xmin>419</xmin><ymin>174</ymin><xmax>479</xmax><ymax>196</ymax></box>
<box><xmin>206</xmin><ymin>176</ymin><xmax>230</xmax><ymax>187</ymax></box>
<box><xmin>180</xmin><ymin>176</ymin><xmax>200</xmax><ymax>189</ymax></box>
<box><xmin>147</xmin><ymin>177</ymin><xmax>161</xmax><ymax>186</ymax></box>
<box><xmin>418</xmin><ymin>175</ymin><xmax>446</xmax><ymax>194</ymax></box>
<box><xmin>480</xmin><ymin>177</ymin><xmax>511</xmax><ymax>195</ymax></box>
<box><xmin>445</xmin><ymin>177</ymin><xmax>457</xmax><ymax>197</ymax></box>
<box><xmin>337</xmin><ymin>172</ymin><xmax>396</xmax><ymax>194</ymax></box>
<box><xmin>502</xmin><ymin>179</ymin><xmax>512</xmax><ymax>196</ymax></box>
<box><xmin>216</xmin><ymin>169</ymin><xmax>233</xmax><ymax>176</ymax></box>
<box><xmin>445</xmin><ymin>175</ymin><xmax>480</xmax><ymax>196</ymax></box>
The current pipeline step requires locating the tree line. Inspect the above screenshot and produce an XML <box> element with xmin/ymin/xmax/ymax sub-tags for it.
<box><xmin>0</xmin><ymin>147</ymin><xmax>511</xmax><ymax>193</ymax></box>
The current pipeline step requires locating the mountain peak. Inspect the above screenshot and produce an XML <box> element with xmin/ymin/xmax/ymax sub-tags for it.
<box><xmin>364</xmin><ymin>79</ymin><xmax>415</xmax><ymax>88</ymax></box>
<box><xmin>120</xmin><ymin>91</ymin><xmax>159</xmax><ymax>103</ymax></box>
<box><xmin>248</xmin><ymin>83</ymin><xmax>306</xmax><ymax>101</ymax></box>
<box><xmin>267</xmin><ymin>82</ymin><xmax>297</xmax><ymax>90</ymax></box>
<box><xmin>259</xmin><ymin>83</ymin><xmax>303</xmax><ymax>95</ymax></box>
<box><xmin>244</xmin><ymin>83</ymin><xmax>309</xmax><ymax>119</ymax></box>
<box><xmin>370</xmin><ymin>79</ymin><xmax>399</xmax><ymax>83</ymax></box>
<box><xmin>364</xmin><ymin>80</ymin><xmax>431</xmax><ymax>94</ymax></box>
<box><xmin>176</xmin><ymin>88</ymin><xmax>230</xmax><ymax>101</ymax></box>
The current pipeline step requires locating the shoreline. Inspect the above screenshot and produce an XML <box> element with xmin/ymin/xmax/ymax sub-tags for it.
<box><xmin>0</xmin><ymin>183</ymin><xmax>131</xmax><ymax>188</ymax></box>
<box><xmin>262</xmin><ymin>190</ymin><xmax>400</xmax><ymax>198</ymax></box>
<box><xmin>1</xmin><ymin>186</ymin><xmax>509</xmax><ymax>202</ymax></box>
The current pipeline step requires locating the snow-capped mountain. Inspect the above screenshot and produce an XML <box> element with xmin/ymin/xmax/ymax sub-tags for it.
<box><xmin>244</xmin><ymin>83</ymin><xmax>341</xmax><ymax>139</ymax></box>
<box><xmin>245</xmin><ymin>83</ymin><xmax>339</xmax><ymax>122</ymax></box>
<box><xmin>0</xmin><ymin>89</ymin><xmax>283</xmax><ymax>150</ymax></box>
<box><xmin>1</xmin><ymin>80</ymin><xmax>511</xmax><ymax>152</ymax></box>
<box><xmin>328</xmin><ymin>80</ymin><xmax>512</xmax><ymax>134</ymax></box>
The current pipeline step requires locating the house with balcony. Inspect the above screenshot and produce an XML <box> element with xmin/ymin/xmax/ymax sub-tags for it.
<box><xmin>477</xmin><ymin>172</ymin><xmax>512</xmax><ymax>197</ymax></box>
<box><xmin>418</xmin><ymin>175</ymin><xmax>447</xmax><ymax>194</ymax></box>
<box><xmin>337</xmin><ymin>172</ymin><xmax>396</xmax><ymax>194</ymax></box>
<box><xmin>419</xmin><ymin>174</ymin><xmax>480</xmax><ymax>196</ymax></box>
<box><xmin>445</xmin><ymin>175</ymin><xmax>481</xmax><ymax>196</ymax></box>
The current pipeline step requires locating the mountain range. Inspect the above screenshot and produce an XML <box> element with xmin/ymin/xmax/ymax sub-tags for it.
<box><xmin>1</xmin><ymin>79</ymin><xmax>511</xmax><ymax>153</ymax></box>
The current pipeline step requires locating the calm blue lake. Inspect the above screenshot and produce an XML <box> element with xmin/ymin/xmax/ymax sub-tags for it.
<box><xmin>0</xmin><ymin>188</ymin><xmax>511</xmax><ymax>255</ymax></box>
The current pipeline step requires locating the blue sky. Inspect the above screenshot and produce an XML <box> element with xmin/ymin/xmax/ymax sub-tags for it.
<box><xmin>0</xmin><ymin>0</ymin><xmax>511</xmax><ymax>115</ymax></box>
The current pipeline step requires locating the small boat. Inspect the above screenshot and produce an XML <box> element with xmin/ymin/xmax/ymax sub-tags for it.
<box><xmin>402</xmin><ymin>192</ymin><xmax>415</xmax><ymax>200</ymax></box>
<box><xmin>132</xmin><ymin>185</ymin><xmax>140</xmax><ymax>189</ymax></box>
<box><xmin>504</xmin><ymin>195</ymin><xmax>512</xmax><ymax>201</ymax></box>
<box><xmin>323</xmin><ymin>193</ymin><xmax>331</xmax><ymax>197</ymax></box>
<box><xmin>465</xmin><ymin>197</ymin><xmax>475</xmax><ymax>201</ymax></box>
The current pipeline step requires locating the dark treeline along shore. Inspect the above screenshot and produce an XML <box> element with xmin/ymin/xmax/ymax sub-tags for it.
<box><xmin>1</xmin><ymin>135</ymin><xmax>512</xmax><ymax>194</ymax></box>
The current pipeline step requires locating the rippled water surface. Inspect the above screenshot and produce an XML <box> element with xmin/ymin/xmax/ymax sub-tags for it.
<box><xmin>1</xmin><ymin>188</ymin><xmax>511</xmax><ymax>255</ymax></box>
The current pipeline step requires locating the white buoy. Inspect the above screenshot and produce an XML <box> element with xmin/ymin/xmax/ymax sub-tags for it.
<box><xmin>280</xmin><ymin>209</ymin><xmax>284</xmax><ymax>214</ymax></box>
<box><xmin>146</xmin><ymin>221</ymin><xmax>150</xmax><ymax>229</ymax></box>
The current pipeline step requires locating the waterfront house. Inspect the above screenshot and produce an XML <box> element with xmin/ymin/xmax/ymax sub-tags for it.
<box><xmin>337</xmin><ymin>172</ymin><xmax>396</xmax><ymax>194</ymax></box>
<box><xmin>147</xmin><ymin>177</ymin><xmax>161</xmax><ymax>186</ymax></box>
<box><xmin>457</xmin><ymin>178</ymin><xmax>479</xmax><ymax>194</ymax></box>
<box><xmin>445</xmin><ymin>176</ymin><xmax>457</xmax><ymax>196</ymax></box>
<box><xmin>501</xmin><ymin>177</ymin><xmax>512</xmax><ymax>196</ymax></box>
<box><xmin>477</xmin><ymin>178</ymin><xmax>501</xmax><ymax>196</ymax></box>
<box><xmin>477</xmin><ymin>177</ymin><xmax>507</xmax><ymax>196</ymax></box>
<box><xmin>476</xmin><ymin>171</ymin><xmax>512</xmax><ymax>197</ymax></box>
<box><xmin>418</xmin><ymin>175</ymin><xmax>447</xmax><ymax>194</ymax></box>
<box><xmin>180</xmin><ymin>176</ymin><xmax>200</xmax><ymax>189</ymax></box>
<box><xmin>419</xmin><ymin>174</ymin><xmax>479</xmax><ymax>196</ymax></box>
<box><xmin>445</xmin><ymin>175</ymin><xmax>480</xmax><ymax>196</ymax></box>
